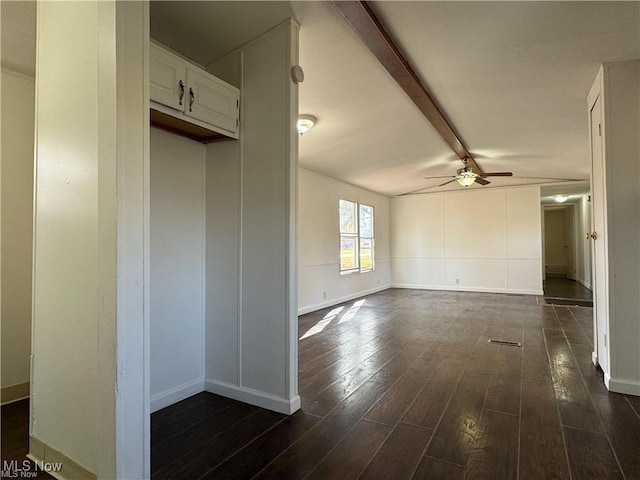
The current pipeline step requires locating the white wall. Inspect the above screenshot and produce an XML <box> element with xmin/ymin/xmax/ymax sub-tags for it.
<box><xmin>32</xmin><ymin>3</ymin><xmax>101</xmax><ymax>471</ymax></box>
<box><xmin>150</xmin><ymin>128</ymin><xmax>205</xmax><ymax>411</ymax></box>
<box><xmin>204</xmin><ymin>20</ymin><xmax>300</xmax><ymax>414</ymax></box>
<box><xmin>31</xmin><ymin>2</ymin><xmax>149</xmax><ymax>477</ymax></box>
<box><xmin>298</xmin><ymin>169</ymin><xmax>391</xmax><ymax>314</ymax></box>
<box><xmin>601</xmin><ymin>61</ymin><xmax>640</xmax><ymax>393</ymax></box>
<box><xmin>392</xmin><ymin>186</ymin><xmax>542</xmax><ymax>295</ymax></box>
<box><xmin>544</xmin><ymin>208</ymin><xmax>567</xmax><ymax>276</ymax></box>
<box><xmin>1</xmin><ymin>69</ymin><xmax>34</xmax><ymax>400</ymax></box>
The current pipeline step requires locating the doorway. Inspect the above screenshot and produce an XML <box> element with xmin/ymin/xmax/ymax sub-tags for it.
<box><xmin>540</xmin><ymin>184</ymin><xmax>593</xmax><ymax>302</ymax></box>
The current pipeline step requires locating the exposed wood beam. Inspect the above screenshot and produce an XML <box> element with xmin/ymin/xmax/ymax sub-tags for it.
<box><xmin>332</xmin><ymin>1</ymin><xmax>483</xmax><ymax>173</ymax></box>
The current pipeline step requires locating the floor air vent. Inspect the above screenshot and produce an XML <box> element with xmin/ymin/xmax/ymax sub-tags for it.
<box><xmin>488</xmin><ymin>339</ymin><xmax>522</xmax><ymax>347</ymax></box>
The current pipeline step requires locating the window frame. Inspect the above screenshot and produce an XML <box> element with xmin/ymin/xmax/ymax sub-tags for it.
<box><xmin>339</xmin><ymin>199</ymin><xmax>375</xmax><ymax>275</ymax></box>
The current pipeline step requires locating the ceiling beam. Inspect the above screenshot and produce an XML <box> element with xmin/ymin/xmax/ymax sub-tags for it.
<box><xmin>332</xmin><ymin>1</ymin><xmax>483</xmax><ymax>173</ymax></box>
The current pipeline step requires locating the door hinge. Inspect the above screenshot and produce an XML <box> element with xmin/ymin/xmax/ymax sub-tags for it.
<box><xmin>598</xmin><ymin>123</ymin><xmax>602</xmax><ymax>137</ymax></box>
<box><xmin>604</xmin><ymin>334</ymin><xmax>607</xmax><ymax>347</ymax></box>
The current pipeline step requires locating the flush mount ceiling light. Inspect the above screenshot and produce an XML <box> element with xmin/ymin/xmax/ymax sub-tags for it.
<box><xmin>554</xmin><ymin>195</ymin><xmax>569</xmax><ymax>203</ymax></box>
<box><xmin>456</xmin><ymin>168</ymin><xmax>477</xmax><ymax>187</ymax></box>
<box><xmin>297</xmin><ymin>114</ymin><xmax>317</xmax><ymax>135</ymax></box>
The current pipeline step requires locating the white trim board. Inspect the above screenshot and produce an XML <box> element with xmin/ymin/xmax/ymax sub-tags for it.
<box><xmin>392</xmin><ymin>284</ymin><xmax>544</xmax><ymax>296</ymax></box>
<box><xmin>150</xmin><ymin>379</ymin><xmax>204</xmax><ymax>413</ymax></box>
<box><xmin>577</xmin><ymin>277</ymin><xmax>593</xmax><ymax>291</ymax></box>
<box><xmin>298</xmin><ymin>285</ymin><xmax>391</xmax><ymax>315</ymax></box>
<box><xmin>605</xmin><ymin>375</ymin><xmax>640</xmax><ymax>396</ymax></box>
<box><xmin>205</xmin><ymin>379</ymin><xmax>300</xmax><ymax>415</ymax></box>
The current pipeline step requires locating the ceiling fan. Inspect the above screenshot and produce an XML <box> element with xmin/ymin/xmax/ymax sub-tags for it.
<box><xmin>425</xmin><ymin>157</ymin><xmax>513</xmax><ymax>187</ymax></box>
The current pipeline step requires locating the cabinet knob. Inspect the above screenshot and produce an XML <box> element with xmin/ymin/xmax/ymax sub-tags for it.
<box><xmin>189</xmin><ymin>87</ymin><xmax>195</xmax><ymax>112</ymax></box>
<box><xmin>590</xmin><ymin>231</ymin><xmax>598</xmax><ymax>240</ymax></box>
<box><xmin>178</xmin><ymin>80</ymin><xmax>185</xmax><ymax>106</ymax></box>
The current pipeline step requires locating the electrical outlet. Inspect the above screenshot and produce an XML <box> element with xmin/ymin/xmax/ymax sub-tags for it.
<box><xmin>455</xmin><ymin>278</ymin><xmax>460</xmax><ymax>285</ymax></box>
<box><xmin>323</xmin><ymin>291</ymin><xmax>327</xmax><ymax>299</ymax></box>
<box><xmin>377</xmin><ymin>278</ymin><xmax>380</xmax><ymax>286</ymax></box>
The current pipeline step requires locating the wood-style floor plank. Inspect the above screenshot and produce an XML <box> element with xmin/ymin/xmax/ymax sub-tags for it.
<box><xmin>306</xmin><ymin>419</ymin><xmax>392</xmax><ymax>480</ymax></box>
<box><xmin>364</xmin><ymin>356</ymin><xmax>437</xmax><ymax>426</ymax></box>
<box><xmin>592</xmin><ymin>394</ymin><xmax>640</xmax><ymax>479</ymax></box>
<box><xmin>563</xmin><ymin>426</ymin><xmax>624</xmax><ymax>479</ymax></box>
<box><xmin>151</xmin><ymin>401</ymin><xmax>258</xmax><ymax>473</ymax></box>
<box><xmin>425</xmin><ymin>371</ymin><xmax>492</xmax><ymax>466</ymax></box>
<box><xmin>360</xmin><ymin>423</ymin><xmax>433</xmax><ymax>480</ymax></box>
<box><xmin>151</xmin><ymin>392</ymin><xmax>235</xmax><ymax>440</ymax></box>
<box><xmin>153</xmin><ymin>409</ymin><xmax>285</xmax><ymax>479</ymax></box>
<box><xmin>200</xmin><ymin>410</ymin><xmax>320</xmax><ymax>480</ymax></box>
<box><xmin>464</xmin><ymin>410</ymin><xmax>518</xmax><ymax>480</ymax></box>
<box><xmin>412</xmin><ymin>456</ymin><xmax>466</xmax><ymax>480</ymax></box>
<box><xmin>252</xmin><ymin>380</ymin><xmax>390</xmax><ymax>479</ymax></box>
<box><xmin>401</xmin><ymin>358</ymin><xmax>465</xmax><ymax>429</ymax></box>
<box><xmin>627</xmin><ymin>394</ymin><xmax>640</xmax><ymax>418</ymax></box>
<box><xmin>519</xmin><ymin>420</ymin><xmax>571</xmax><ymax>479</ymax></box>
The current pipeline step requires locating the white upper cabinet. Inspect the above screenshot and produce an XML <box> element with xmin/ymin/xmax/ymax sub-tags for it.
<box><xmin>150</xmin><ymin>42</ymin><xmax>240</xmax><ymax>140</ymax></box>
<box><xmin>185</xmin><ymin>67</ymin><xmax>239</xmax><ymax>133</ymax></box>
<box><xmin>150</xmin><ymin>44</ymin><xmax>185</xmax><ymax>112</ymax></box>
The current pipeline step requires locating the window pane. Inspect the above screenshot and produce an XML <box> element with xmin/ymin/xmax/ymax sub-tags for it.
<box><xmin>339</xmin><ymin>199</ymin><xmax>357</xmax><ymax>234</ymax></box>
<box><xmin>359</xmin><ymin>204</ymin><xmax>374</xmax><ymax>238</ymax></box>
<box><xmin>340</xmin><ymin>236</ymin><xmax>358</xmax><ymax>271</ymax></box>
<box><xmin>360</xmin><ymin>237</ymin><xmax>374</xmax><ymax>271</ymax></box>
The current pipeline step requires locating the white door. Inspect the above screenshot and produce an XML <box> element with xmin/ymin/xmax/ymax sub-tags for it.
<box><xmin>564</xmin><ymin>206</ymin><xmax>576</xmax><ymax>280</ymax></box>
<box><xmin>590</xmin><ymin>94</ymin><xmax>608</xmax><ymax>373</ymax></box>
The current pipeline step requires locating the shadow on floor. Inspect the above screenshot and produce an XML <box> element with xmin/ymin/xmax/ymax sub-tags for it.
<box><xmin>544</xmin><ymin>276</ymin><xmax>593</xmax><ymax>300</ymax></box>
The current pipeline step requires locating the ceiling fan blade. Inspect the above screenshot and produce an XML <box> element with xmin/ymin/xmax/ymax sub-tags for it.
<box><xmin>481</xmin><ymin>172</ymin><xmax>513</xmax><ymax>177</ymax></box>
<box><xmin>438</xmin><ymin>178</ymin><xmax>458</xmax><ymax>187</ymax></box>
<box><xmin>475</xmin><ymin>177</ymin><xmax>491</xmax><ymax>185</ymax></box>
<box><xmin>424</xmin><ymin>175</ymin><xmax>456</xmax><ymax>180</ymax></box>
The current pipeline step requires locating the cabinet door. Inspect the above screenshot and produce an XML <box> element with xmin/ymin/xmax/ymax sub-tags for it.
<box><xmin>185</xmin><ymin>67</ymin><xmax>239</xmax><ymax>135</ymax></box>
<box><xmin>150</xmin><ymin>43</ymin><xmax>186</xmax><ymax>112</ymax></box>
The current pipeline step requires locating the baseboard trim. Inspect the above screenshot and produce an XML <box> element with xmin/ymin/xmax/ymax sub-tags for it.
<box><xmin>391</xmin><ymin>283</ymin><xmax>543</xmax><ymax>296</ymax></box>
<box><xmin>577</xmin><ymin>277</ymin><xmax>592</xmax><ymax>290</ymax></box>
<box><xmin>150</xmin><ymin>378</ymin><xmax>204</xmax><ymax>413</ymax></box>
<box><xmin>606</xmin><ymin>376</ymin><xmax>640</xmax><ymax>396</ymax></box>
<box><xmin>28</xmin><ymin>435</ymin><xmax>96</xmax><ymax>480</ymax></box>
<box><xmin>298</xmin><ymin>285</ymin><xmax>391</xmax><ymax>315</ymax></box>
<box><xmin>1</xmin><ymin>381</ymin><xmax>30</xmax><ymax>405</ymax></box>
<box><xmin>204</xmin><ymin>379</ymin><xmax>300</xmax><ymax>414</ymax></box>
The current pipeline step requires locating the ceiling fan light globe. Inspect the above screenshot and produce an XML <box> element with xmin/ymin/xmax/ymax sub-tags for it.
<box><xmin>456</xmin><ymin>176</ymin><xmax>476</xmax><ymax>187</ymax></box>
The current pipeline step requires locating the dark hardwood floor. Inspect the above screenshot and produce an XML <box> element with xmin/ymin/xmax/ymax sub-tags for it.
<box><xmin>152</xmin><ymin>288</ymin><xmax>640</xmax><ymax>479</ymax></box>
<box><xmin>1</xmin><ymin>399</ymin><xmax>53</xmax><ymax>479</ymax></box>
<box><xmin>544</xmin><ymin>276</ymin><xmax>593</xmax><ymax>301</ymax></box>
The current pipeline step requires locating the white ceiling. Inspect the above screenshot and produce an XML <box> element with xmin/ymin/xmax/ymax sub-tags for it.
<box><xmin>150</xmin><ymin>1</ymin><xmax>639</xmax><ymax>196</ymax></box>
<box><xmin>540</xmin><ymin>182</ymin><xmax>590</xmax><ymax>205</ymax></box>
<box><xmin>5</xmin><ymin>1</ymin><xmax>638</xmax><ymax>198</ymax></box>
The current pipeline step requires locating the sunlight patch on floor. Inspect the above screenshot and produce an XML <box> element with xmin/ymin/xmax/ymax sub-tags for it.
<box><xmin>338</xmin><ymin>299</ymin><xmax>366</xmax><ymax>324</ymax></box>
<box><xmin>299</xmin><ymin>306</ymin><xmax>344</xmax><ymax>340</ymax></box>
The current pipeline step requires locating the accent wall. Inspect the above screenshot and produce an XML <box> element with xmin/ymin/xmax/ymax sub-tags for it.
<box><xmin>391</xmin><ymin>186</ymin><xmax>543</xmax><ymax>295</ymax></box>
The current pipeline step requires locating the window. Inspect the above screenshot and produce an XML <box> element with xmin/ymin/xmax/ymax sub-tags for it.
<box><xmin>339</xmin><ymin>199</ymin><xmax>375</xmax><ymax>273</ymax></box>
